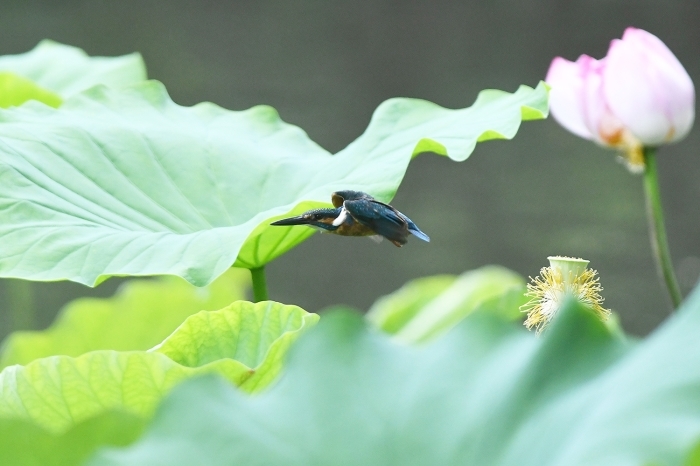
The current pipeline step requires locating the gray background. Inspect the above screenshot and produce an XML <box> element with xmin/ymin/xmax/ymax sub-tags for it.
<box><xmin>1</xmin><ymin>0</ymin><xmax>698</xmax><ymax>338</ymax></box>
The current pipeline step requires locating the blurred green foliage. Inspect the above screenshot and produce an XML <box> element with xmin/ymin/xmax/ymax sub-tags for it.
<box><xmin>0</xmin><ymin>299</ymin><xmax>317</xmax><ymax>433</ymax></box>
<box><xmin>367</xmin><ymin>265</ymin><xmax>525</xmax><ymax>342</ymax></box>
<box><xmin>0</xmin><ymin>269</ymin><xmax>250</xmax><ymax>368</ymax></box>
<box><xmin>0</xmin><ymin>72</ymin><xmax>61</xmax><ymax>108</ymax></box>
<box><xmin>92</xmin><ymin>284</ymin><xmax>700</xmax><ymax>465</ymax></box>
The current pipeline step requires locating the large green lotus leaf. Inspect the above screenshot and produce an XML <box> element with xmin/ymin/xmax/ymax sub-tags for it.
<box><xmin>152</xmin><ymin>300</ymin><xmax>320</xmax><ymax>392</ymax></box>
<box><xmin>366</xmin><ymin>265</ymin><xmax>525</xmax><ymax>342</ymax></box>
<box><xmin>0</xmin><ymin>81</ymin><xmax>548</xmax><ymax>286</ymax></box>
<box><xmin>91</xmin><ymin>286</ymin><xmax>700</xmax><ymax>466</ymax></box>
<box><xmin>0</xmin><ymin>299</ymin><xmax>315</xmax><ymax>464</ymax></box>
<box><xmin>0</xmin><ymin>301</ymin><xmax>318</xmax><ymax>433</ymax></box>
<box><xmin>0</xmin><ymin>411</ymin><xmax>146</xmax><ymax>466</ymax></box>
<box><xmin>0</xmin><ymin>40</ymin><xmax>146</xmax><ymax>98</ymax></box>
<box><xmin>0</xmin><ymin>268</ymin><xmax>250</xmax><ymax>369</ymax></box>
<box><xmin>0</xmin><ymin>72</ymin><xmax>62</xmax><ymax>108</ymax></box>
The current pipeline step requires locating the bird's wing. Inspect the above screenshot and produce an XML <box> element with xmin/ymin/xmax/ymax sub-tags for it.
<box><xmin>344</xmin><ymin>199</ymin><xmax>409</xmax><ymax>245</ymax></box>
<box><xmin>369</xmin><ymin>198</ymin><xmax>430</xmax><ymax>243</ymax></box>
<box><xmin>353</xmin><ymin>199</ymin><xmax>430</xmax><ymax>243</ymax></box>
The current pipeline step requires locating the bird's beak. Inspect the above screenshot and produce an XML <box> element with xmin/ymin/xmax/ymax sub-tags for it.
<box><xmin>270</xmin><ymin>215</ymin><xmax>311</xmax><ymax>226</ymax></box>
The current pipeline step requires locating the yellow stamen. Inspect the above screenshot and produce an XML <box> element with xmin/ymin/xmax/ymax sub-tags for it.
<box><xmin>521</xmin><ymin>256</ymin><xmax>610</xmax><ymax>333</ymax></box>
<box><xmin>623</xmin><ymin>144</ymin><xmax>645</xmax><ymax>174</ymax></box>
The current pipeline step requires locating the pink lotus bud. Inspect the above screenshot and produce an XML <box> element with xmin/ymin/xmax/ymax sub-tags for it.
<box><xmin>546</xmin><ymin>28</ymin><xmax>695</xmax><ymax>171</ymax></box>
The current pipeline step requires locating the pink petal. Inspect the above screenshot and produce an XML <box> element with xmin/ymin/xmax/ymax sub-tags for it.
<box><xmin>604</xmin><ymin>30</ymin><xmax>695</xmax><ymax>144</ymax></box>
<box><xmin>546</xmin><ymin>56</ymin><xmax>593</xmax><ymax>140</ymax></box>
<box><xmin>625</xmin><ymin>28</ymin><xmax>695</xmax><ymax>142</ymax></box>
<box><xmin>576</xmin><ymin>55</ymin><xmax>626</xmax><ymax>147</ymax></box>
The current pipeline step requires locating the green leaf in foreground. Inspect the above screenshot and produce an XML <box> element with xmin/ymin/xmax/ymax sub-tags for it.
<box><xmin>0</xmin><ymin>268</ymin><xmax>250</xmax><ymax>369</ymax></box>
<box><xmin>0</xmin><ymin>301</ymin><xmax>318</xmax><ymax>434</ymax></box>
<box><xmin>93</xmin><ymin>286</ymin><xmax>700</xmax><ymax>466</ymax></box>
<box><xmin>366</xmin><ymin>265</ymin><xmax>526</xmax><ymax>342</ymax></box>
<box><xmin>0</xmin><ymin>411</ymin><xmax>146</xmax><ymax>466</ymax></box>
<box><xmin>365</xmin><ymin>274</ymin><xmax>457</xmax><ymax>334</ymax></box>
<box><xmin>0</xmin><ymin>81</ymin><xmax>547</xmax><ymax>286</ymax></box>
<box><xmin>0</xmin><ymin>40</ymin><xmax>146</xmax><ymax>97</ymax></box>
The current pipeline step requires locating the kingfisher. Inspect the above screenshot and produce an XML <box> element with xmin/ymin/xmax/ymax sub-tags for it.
<box><xmin>270</xmin><ymin>190</ymin><xmax>430</xmax><ymax>247</ymax></box>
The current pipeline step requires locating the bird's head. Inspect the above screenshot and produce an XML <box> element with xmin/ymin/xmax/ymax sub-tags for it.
<box><xmin>331</xmin><ymin>190</ymin><xmax>373</xmax><ymax>207</ymax></box>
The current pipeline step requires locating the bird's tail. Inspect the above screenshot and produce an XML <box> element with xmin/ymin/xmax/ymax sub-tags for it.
<box><xmin>407</xmin><ymin>222</ymin><xmax>430</xmax><ymax>242</ymax></box>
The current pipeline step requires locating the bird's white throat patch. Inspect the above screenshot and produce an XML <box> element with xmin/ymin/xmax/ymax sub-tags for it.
<box><xmin>332</xmin><ymin>206</ymin><xmax>348</xmax><ymax>226</ymax></box>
